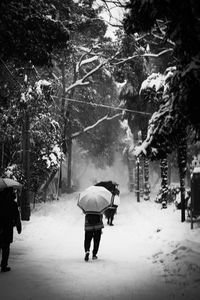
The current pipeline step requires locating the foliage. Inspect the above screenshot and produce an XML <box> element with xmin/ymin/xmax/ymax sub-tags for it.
<box><xmin>124</xmin><ymin>0</ymin><xmax>200</xmax><ymax>58</ymax></box>
<box><xmin>0</xmin><ymin>74</ymin><xmax>62</xmax><ymax>191</ymax></box>
<box><xmin>123</xmin><ymin>0</ymin><xmax>200</xmax><ymax>157</ymax></box>
<box><xmin>51</xmin><ymin>0</ymin><xmax>121</xmax><ymax>170</ymax></box>
<box><xmin>113</xmin><ymin>31</ymin><xmax>149</xmax><ymax>144</ymax></box>
<box><xmin>0</xmin><ymin>0</ymin><xmax>121</xmax><ymax>194</ymax></box>
<box><xmin>72</xmin><ymin>64</ymin><xmax>121</xmax><ymax>168</ymax></box>
<box><xmin>114</xmin><ymin>32</ymin><xmax>147</xmax><ymax>85</ymax></box>
<box><xmin>0</xmin><ymin>0</ymin><xmax>69</xmax><ymax>66</ymax></box>
<box><xmin>68</xmin><ymin>0</ymin><xmax>107</xmax><ymax>41</ymax></box>
<box><xmin>0</xmin><ymin>0</ymin><xmax>71</xmax><ymax>192</ymax></box>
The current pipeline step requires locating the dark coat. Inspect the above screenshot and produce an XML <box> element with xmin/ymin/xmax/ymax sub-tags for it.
<box><xmin>85</xmin><ymin>214</ymin><xmax>104</xmax><ymax>231</ymax></box>
<box><xmin>0</xmin><ymin>188</ymin><xmax>22</xmax><ymax>245</ymax></box>
<box><xmin>104</xmin><ymin>205</ymin><xmax>118</xmax><ymax>219</ymax></box>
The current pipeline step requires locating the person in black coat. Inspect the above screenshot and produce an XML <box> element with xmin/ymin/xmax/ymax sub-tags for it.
<box><xmin>84</xmin><ymin>213</ymin><xmax>104</xmax><ymax>261</ymax></box>
<box><xmin>0</xmin><ymin>187</ymin><xmax>22</xmax><ymax>272</ymax></box>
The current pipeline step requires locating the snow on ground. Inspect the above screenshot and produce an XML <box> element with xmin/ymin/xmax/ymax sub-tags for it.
<box><xmin>1</xmin><ymin>192</ymin><xmax>200</xmax><ymax>300</ymax></box>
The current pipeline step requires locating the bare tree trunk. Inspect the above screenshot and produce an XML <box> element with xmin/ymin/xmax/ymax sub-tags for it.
<box><xmin>38</xmin><ymin>168</ymin><xmax>58</xmax><ymax>202</ymax></box>
<box><xmin>135</xmin><ymin>157</ymin><xmax>140</xmax><ymax>202</ymax></box>
<box><xmin>156</xmin><ymin>156</ymin><xmax>168</xmax><ymax>203</ymax></box>
<box><xmin>20</xmin><ymin>63</ymin><xmax>34</xmax><ymax>221</ymax></box>
<box><xmin>60</xmin><ymin>53</ymin><xmax>66</xmax><ymax>193</ymax></box>
<box><xmin>67</xmin><ymin>132</ymin><xmax>72</xmax><ymax>192</ymax></box>
<box><xmin>1</xmin><ymin>142</ymin><xmax>4</xmax><ymax>170</ymax></box>
<box><xmin>167</xmin><ymin>155</ymin><xmax>172</xmax><ymax>185</ymax></box>
<box><xmin>126</xmin><ymin>152</ymin><xmax>134</xmax><ymax>192</ymax></box>
<box><xmin>143</xmin><ymin>157</ymin><xmax>150</xmax><ymax>200</ymax></box>
<box><xmin>20</xmin><ymin>110</ymin><xmax>31</xmax><ymax>220</ymax></box>
<box><xmin>141</xmin><ymin>129</ymin><xmax>150</xmax><ymax>200</ymax></box>
<box><xmin>177</xmin><ymin>133</ymin><xmax>187</xmax><ymax>222</ymax></box>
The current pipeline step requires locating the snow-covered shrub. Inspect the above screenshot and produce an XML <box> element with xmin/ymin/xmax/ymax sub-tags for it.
<box><xmin>3</xmin><ymin>164</ymin><xmax>25</xmax><ymax>184</ymax></box>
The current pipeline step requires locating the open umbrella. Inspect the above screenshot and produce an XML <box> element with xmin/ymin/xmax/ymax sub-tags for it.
<box><xmin>0</xmin><ymin>178</ymin><xmax>22</xmax><ymax>190</ymax></box>
<box><xmin>77</xmin><ymin>185</ymin><xmax>112</xmax><ymax>214</ymax></box>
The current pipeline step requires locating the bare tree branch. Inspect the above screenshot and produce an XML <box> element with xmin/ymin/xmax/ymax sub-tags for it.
<box><xmin>115</xmin><ymin>48</ymin><xmax>174</xmax><ymax>65</ymax></box>
<box><xmin>151</xmin><ymin>33</ymin><xmax>175</xmax><ymax>46</ymax></box>
<box><xmin>65</xmin><ymin>50</ymin><xmax>121</xmax><ymax>94</ymax></box>
<box><xmin>100</xmin><ymin>0</ymin><xmax>126</xmax><ymax>8</ymax></box>
<box><xmin>72</xmin><ymin>113</ymin><xmax>121</xmax><ymax>139</ymax></box>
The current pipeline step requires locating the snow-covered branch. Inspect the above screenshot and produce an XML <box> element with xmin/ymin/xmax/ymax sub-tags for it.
<box><xmin>65</xmin><ymin>79</ymin><xmax>90</xmax><ymax>93</ymax></box>
<box><xmin>75</xmin><ymin>46</ymin><xmax>100</xmax><ymax>74</ymax></box>
<box><xmin>80</xmin><ymin>56</ymin><xmax>100</xmax><ymax>68</ymax></box>
<box><xmin>151</xmin><ymin>33</ymin><xmax>175</xmax><ymax>46</ymax></box>
<box><xmin>65</xmin><ymin>51</ymin><xmax>120</xmax><ymax>94</ymax></box>
<box><xmin>78</xmin><ymin>46</ymin><xmax>104</xmax><ymax>57</ymax></box>
<box><xmin>101</xmin><ymin>0</ymin><xmax>126</xmax><ymax>8</ymax></box>
<box><xmin>132</xmin><ymin>112</ymin><xmax>157</xmax><ymax>157</ymax></box>
<box><xmin>72</xmin><ymin>113</ymin><xmax>121</xmax><ymax>139</ymax></box>
<box><xmin>115</xmin><ymin>48</ymin><xmax>174</xmax><ymax>65</ymax></box>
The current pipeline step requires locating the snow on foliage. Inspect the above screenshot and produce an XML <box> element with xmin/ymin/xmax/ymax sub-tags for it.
<box><xmin>193</xmin><ymin>166</ymin><xmax>200</xmax><ymax>174</ymax></box>
<box><xmin>4</xmin><ymin>165</ymin><xmax>18</xmax><ymax>179</ymax></box>
<box><xmin>35</xmin><ymin>79</ymin><xmax>51</xmax><ymax>95</ymax></box>
<box><xmin>133</xmin><ymin>67</ymin><xmax>177</xmax><ymax>158</ymax></box>
<box><xmin>124</xmin><ymin>0</ymin><xmax>200</xmax><ymax>143</ymax></box>
<box><xmin>50</xmin><ymin>120</ymin><xmax>60</xmax><ymax>131</ymax></box>
<box><xmin>3</xmin><ymin>164</ymin><xmax>24</xmax><ymax>183</ymax></box>
<box><xmin>140</xmin><ymin>73</ymin><xmax>165</xmax><ymax>93</ymax></box>
<box><xmin>120</xmin><ymin>119</ymin><xmax>135</xmax><ymax>155</ymax></box>
<box><xmin>133</xmin><ymin>111</ymin><xmax>159</xmax><ymax>157</ymax></box>
<box><xmin>115</xmin><ymin>80</ymin><xmax>127</xmax><ymax>96</ymax></box>
<box><xmin>52</xmin><ymin>145</ymin><xmax>62</xmax><ymax>160</ymax></box>
<box><xmin>20</xmin><ymin>79</ymin><xmax>51</xmax><ymax>104</ymax></box>
<box><xmin>41</xmin><ymin>145</ymin><xmax>62</xmax><ymax>169</ymax></box>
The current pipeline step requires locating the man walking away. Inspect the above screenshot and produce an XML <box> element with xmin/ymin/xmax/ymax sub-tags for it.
<box><xmin>84</xmin><ymin>213</ymin><xmax>104</xmax><ymax>261</ymax></box>
<box><xmin>0</xmin><ymin>187</ymin><xmax>22</xmax><ymax>272</ymax></box>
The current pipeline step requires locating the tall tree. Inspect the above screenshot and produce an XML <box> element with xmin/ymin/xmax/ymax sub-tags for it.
<box><xmin>0</xmin><ymin>0</ymin><xmax>69</xmax><ymax>219</ymax></box>
<box><xmin>123</xmin><ymin>0</ymin><xmax>200</xmax><ymax>220</ymax></box>
<box><xmin>123</xmin><ymin>0</ymin><xmax>200</xmax><ymax>140</ymax></box>
<box><xmin>51</xmin><ymin>0</ymin><xmax>123</xmax><ymax>191</ymax></box>
<box><xmin>0</xmin><ymin>0</ymin><xmax>69</xmax><ymax>65</ymax></box>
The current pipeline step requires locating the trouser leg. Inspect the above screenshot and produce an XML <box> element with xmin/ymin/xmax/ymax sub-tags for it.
<box><xmin>110</xmin><ymin>215</ymin><xmax>114</xmax><ymax>224</ymax></box>
<box><xmin>107</xmin><ymin>209</ymin><xmax>111</xmax><ymax>225</ymax></box>
<box><xmin>110</xmin><ymin>208</ymin><xmax>116</xmax><ymax>225</ymax></box>
<box><xmin>1</xmin><ymin>243</ymin><xmax>10</xmax><ymax>268</ymax></box>
<box><xmin>93</xmin><ymin>230</ymin><xmax>102</xmax><ymax>256</ymax></box>
<box><xmin>84</xmin><ymin>231</ymin><xmax>93</xmax><ymax>253</ymax></box>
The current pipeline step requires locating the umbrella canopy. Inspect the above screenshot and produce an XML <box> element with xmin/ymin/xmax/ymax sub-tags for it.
<box><xmin>77</xmin><ymin>185</ymin><xmax>112</xmax><ymax>214</ymax></box>
<box><xmin>95</xmin><ymin>181</ymin><xmax>120</xmax><ymax>195</ymax></box>
<box><xmin>0</xmin><ymin>178</ymin><xmax>22</xmax><ymax>190</ymax></box>
<box><xmin>95</xmin><ymin>181</ymin><xmax>120</xmax><ymax>206</ymax></box>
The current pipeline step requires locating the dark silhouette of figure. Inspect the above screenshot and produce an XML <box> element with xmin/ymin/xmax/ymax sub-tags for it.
<box><xmin>0</xmin><ymin>187</ymin><xmax>22</xmax><ymax>272</ymax></box>
<box><xmin>84</xmin><ymin>213</ymin><xmax>104</xmax><ymax>261</ymax></box>
<box><xmin>95</xmin><ymin>181</ymin><xmax>120</xmax><ymax>226</ymax></box>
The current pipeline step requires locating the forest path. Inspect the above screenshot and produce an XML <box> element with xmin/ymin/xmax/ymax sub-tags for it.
<box><xmin>0</xmin><ymin>192</ymin><xmax>197</xmax><ymax>300</ymax></box>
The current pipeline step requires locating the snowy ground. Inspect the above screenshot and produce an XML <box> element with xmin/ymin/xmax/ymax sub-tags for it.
<box><xmin>1</xmin><ymin>191</ymin><xmax>200</xmax><ymax>300</ymax></box>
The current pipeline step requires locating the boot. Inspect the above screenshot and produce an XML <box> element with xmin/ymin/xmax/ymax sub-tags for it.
<box><xmin>84</xmin><ymin>251</ymin><xmax>89</xmax><ymax>262</ymax></box>
<box><xmin>1</xmin><ymin>266</ymin><xmax>11</xmax><ymax>272</ymax></box>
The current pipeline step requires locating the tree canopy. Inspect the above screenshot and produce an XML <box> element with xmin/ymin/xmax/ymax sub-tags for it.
<box><xmin>0</xmin><ymin>0</ymin><xmax>69</xmax><ymax>65</ymax></box>
<box><xmin>0</xmin><ymin>0</ymin><xmax>123</xmax><ymax>194</ymax></box>
<box><xmin>123</xmin><ymin>0</ymin><xmax>200</xmax><ymax>157</ymax></box>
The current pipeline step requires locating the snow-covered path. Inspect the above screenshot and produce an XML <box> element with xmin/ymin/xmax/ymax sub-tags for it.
<box><xmin>1</xmin><ymin>192</ymin><xmax>200</xmax><ymax>300</ymax></box>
